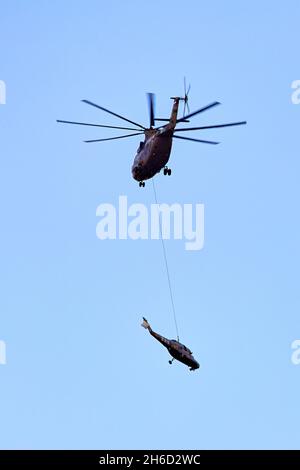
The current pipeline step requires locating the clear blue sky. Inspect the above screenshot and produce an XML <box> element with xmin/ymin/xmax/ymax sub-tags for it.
<box><xmin>0</xmin><ymin>0</ymin><xmax>299</xmax><ymax>450</ymax></box>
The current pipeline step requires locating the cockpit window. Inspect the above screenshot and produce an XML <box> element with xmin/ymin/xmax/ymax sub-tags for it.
<box><xmin>137</xmin><ymin>141</ymin><xmax>145</xmax><ymax>153</ymax></box>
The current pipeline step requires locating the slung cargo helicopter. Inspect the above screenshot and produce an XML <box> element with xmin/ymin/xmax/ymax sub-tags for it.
<box><xmin>57</xmin><ymin>80</ymin><xmax>246</xmax><ymax>187</ymax></box>
<box><xmin>141</xmin><ymin>317</ymin><xmax>200</xmax><ymax>371</ymax></box>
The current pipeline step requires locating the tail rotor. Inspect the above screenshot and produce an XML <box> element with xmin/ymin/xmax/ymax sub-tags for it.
<box><xmin>182</xmin><ymin>77</ymin><xmax>191</xmax><ymax>118</ymax></box>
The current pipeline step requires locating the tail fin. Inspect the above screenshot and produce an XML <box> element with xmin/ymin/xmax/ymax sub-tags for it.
<box><xmin>141</xmin><ymin>317</ymin><xmax>151</xmax><ymax>330</ymax></box>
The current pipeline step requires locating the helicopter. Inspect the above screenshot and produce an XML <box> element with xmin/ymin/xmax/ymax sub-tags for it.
<box><xmin>141</xmin><ymin>317</ymin><xmax>200</xmax><ymax>371</ymax></box>
<box><xmin>57</xmin><ymin>80</ymin><xmax>246</xmax><ymax>187</ymax></box>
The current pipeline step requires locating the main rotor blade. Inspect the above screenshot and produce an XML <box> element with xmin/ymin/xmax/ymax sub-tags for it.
<box><xmin>147</xmin><ymin>93</ymin><xmax>155</xmax><ymax>128</ymax></box>
<box><xmin>176</xmin><ymin>101</ymin><xmax>221</xmax><ymax>123</ymax></box>
<box><xmin>84</xmin><ymin>132</ymin><xmax>144</xmax><ymax>143</ymax></box>
<box><xmin>57</xmin><ymin>119</ymin><xmax>142</xmax><ymax>131</ymax></box>
<box><xmin>82</xmin><ymin>99</ymin><xmax>146</xmax><ymax>130</ymax></box>
<box><xmin>174</xmin><ymin>121</ymin><xmax>247</xmax><ymax>132</ymax></box>
<box><xmin>173</xmin><ymin>135</ymin><xmax>219</xmax><ymax>145</ymax></box>
<box><xmin>155</xmin><ymin>118</ymin><xmax>190</xmax><ymax>122</ymax></box>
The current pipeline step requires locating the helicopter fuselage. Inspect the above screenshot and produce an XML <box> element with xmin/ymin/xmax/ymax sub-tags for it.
<box><xmin>149</xmin><ymin>327</ymin><xmax>200</xmax><ymax>371</ymax></box>
<box><xmin>131</xmin><ymin>130</ymin><xmax>173</xmax><ymax>181</ymax></box>
<box><xmin>131</xmin><ymin>98</ymin><xmax>180</xmax><ymax>182</ymax></box>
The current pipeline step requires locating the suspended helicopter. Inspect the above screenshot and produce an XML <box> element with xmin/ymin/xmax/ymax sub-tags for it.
<box><xmin>57</xmin><ymin>80</ymin><xmax>246</xmax><ymax>187</ymax></box>
<box><xmin>141</xmin><ymin>317</ymin><xmax>200</xmax><ymax>371</ymax></box>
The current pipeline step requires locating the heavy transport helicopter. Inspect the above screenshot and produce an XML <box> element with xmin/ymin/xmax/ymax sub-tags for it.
<box><xmin>141</xmin><ymin>317</ymin><xmax>200</xmax><ymax>371</ymax></box>
<box><xmin>57</xmin><ymin>81</ymin><xmax>246</xmax><ymax>187</ymax></box>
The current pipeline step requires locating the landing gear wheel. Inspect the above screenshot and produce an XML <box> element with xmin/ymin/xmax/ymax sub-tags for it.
<box><xmin>167</xmin><ymin>168</ymin><xmax>171</xmax><ymax>176</ymax></box>
<box><xmin>139</xmin><ymin>181</ymin><xmax>145</xmax><ymax>187</ymax></box>
<box><xmin>164</xmin><ymin>166</ymin><xmax>171</xmax><ymax>176</ymax></box>
<box><xmin>163</xmin><ymin>168</ymin><xmax>168</xmax><ymax>176</ymax></box>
